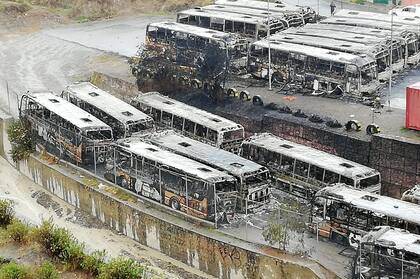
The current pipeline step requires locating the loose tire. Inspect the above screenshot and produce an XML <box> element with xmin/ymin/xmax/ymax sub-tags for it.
<box><xmin>170</xmin><ymin>197</ymin><xmax>180</xmax><ymax>210</ymax></box>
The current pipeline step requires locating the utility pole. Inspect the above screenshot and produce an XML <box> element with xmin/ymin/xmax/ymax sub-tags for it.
<box><xmin>267</xmin><ymin>0</ymin><xmax>272</xmax><ymax>90</ymax></box>
<box><xmin>6</xmin><ymin>81</ymin><xmax>10</xmax><ymax>115</ymax></box>
<box><xmin>388</xmin><ymin>9</ymin><xmax>394</xmax><ymax>112</ymax></box>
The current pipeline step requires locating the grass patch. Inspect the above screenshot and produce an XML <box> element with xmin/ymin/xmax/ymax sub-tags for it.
<box><xmin>0</xmin><ymin>262</ymin><xmax>29</xmax><ymax>279</ymax></box>
<box><xmin>6</xmin><ymin>220</ymin><xmax>30</xmax><ymax>243</ymax></box>
<box><xmin>35</xmin><ymin>261</ymin><xmax>59</xmax><ymax>279</ymax></box>
<box><xmin>98</xmin><ymin>257</ymin><xmax>143</xmax><ymax>279</ymax></box>
<box><xmin>104</xmin><ymin>186</ymin><xmax>136</xmax><ymax>203</ymax></box>
<box><xmin>7</xmin><ymin>120</ymin><xmax>33</xmax><ymax>163</ymax></box>
<box><xmin>82</xmin><ymin>178</ymin><xmax>100</xmax><ymax>189</ymax></box>
<box><xmin>0</xmin><ymin>200</ymin><xmax>14</xmax><ymax>228</ymax></box>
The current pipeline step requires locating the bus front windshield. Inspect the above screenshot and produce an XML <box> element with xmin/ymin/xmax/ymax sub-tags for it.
<box><xmin>359</xmin><ymin>174</ymin><xmax>380</xmax><ymax>189</ymax></box>
<box><xmin>86</xmin><ymin>129</ymin><xmax>113</xmax><ymax>140</ymax></box>
<box><xmin>128</xmin><ymin>120</ymin><xmax>154</xmax><ymax>135</ymax></box>
<box><xmin>222</xmin><ymin>128</ymin><xmax>244</xmax><ymax>142</ymax></box>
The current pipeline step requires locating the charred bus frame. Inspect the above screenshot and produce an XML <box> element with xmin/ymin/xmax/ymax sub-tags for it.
<box><xmin>214</xmin><ymin>0</ymin><xmax>316</xmax><ymax>23</ymax></box>
<box><xmin>402</xmin><ymin>184</ymin><xmax>420</xmax><ymax>205</ymax></box>
<box><xmin>312</xmin><ymin>185</ymin><xmax>420</xmax><ymax>246</ymax></box>
<box><xmin>242</xmin><ymin>133</ymin><xmax>381</xmax><ymax>198</ymax></box>
<box><xmin>270</xmin><ymin>31</ymin><xmax>401</xmax><ymax>82</ymax></box>
<box><xmin>145</xmin><ymin>131</ymin><xmax>271</xmax><ymax>211</ymax></box>
<box><xmin>62</xmin><ymin>82</ymin><xmax>154</xmax><ymax>139</ymax></box>
<box><xmin>321</xmin><ymin>17</ymin><xmax>420</xmax><ymax>67</ymax></box>
<box><xmin>105</xmin><ymin>140</ymin><xmax>238</xmax><ymax>223</ymax></box>
<box><xmin>19</xmin><ymin>93</ymin><xmax>113</xmax><ymax>165</ymax></box>
<box><xmin>356</xmin><ymin>226</ymin><xmax>420</xmax><ymax>279</ymax></box>
<box><xmin>139</xmin><ymin>21</ymin><xmax>248</xmax><ymax>79</ymax></box>
<box><xmin>200</xmin><ymin>4</ymin><xmax>305</xmax><ymax>28</ymax></box>
<box><xmin>131</xmin><ymin>92</ymin><xmax>245</xmax><ymax>153</ymax></box>
<box><xmin>176</xmin><ymin>8</ymin><xmax>287</xmax><ymax>41</ymax></box>
<box><xmin>248</xmin><ymin>39</ymin><xmax>380</xmax><ymax>96</ymax></box>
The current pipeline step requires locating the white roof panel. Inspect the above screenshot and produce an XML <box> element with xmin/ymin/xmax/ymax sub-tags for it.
<box><xmin>28</xmin><ymin>92</ymin><xmax>111</xmax><ymax>131</ymax></box>
<box><xmin>215</xmin><ymin>0</ymin><xmax>306</xmax><ymax>13</ymax></box>
<box><xmin>252</xmin><ymin>40</ymin><xmax>374</xmax><ymax>66</ymax></box>
<box><xmin>245</xmin><ymin>133</ymin><xmax>378</xmax><ymax>178</ymax></box>
<box><xmin>149</xmin><ymin>22</ymin><xmax>233</xmax><ymax>41</ymax></box>
<box><xmin>65</xmin><ymin>82</ymin><xmax>153</xmax><ymax>125</ymax></box>
<box><xmin>149</xmin><ymin>131</ymin><xmax>267</xmax><ymax>177</ymax></box>
<box><xmin>362</xmin><ymin>226</ymin><xmax>420</xmax><ymax>255</ymax></box>
<box><xmin>202</xmin><ymin>4</ymin><xmax>300</xmax><ymax>19</ymax></box>
<box><xmin>178</xmin><ymin>8</ymin><xmax>270</xmax><ymax>25</ymax></box>
<box><xmin>133</xmin><ymin>92</ymin><xmax>243</xmax><ymax>132</ymax></box>
<box><xmin>119</xmin><ymin>139</ymin><xmax>236</xmax><ymax>182</ymax></box>
<box><xmin>316</xmin><ymin>185</ymin><xmax>420</xmax><ymax>225</ymax></box>
<box><xmin>335</xmin><ymin>9</ymin><xmax>420</xmax><ymax>27</ymax></box>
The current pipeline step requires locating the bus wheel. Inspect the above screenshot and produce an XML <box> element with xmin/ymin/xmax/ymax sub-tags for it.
<box><xmin>190</xmin><ymin>79</ymin><xmax>202</xmax><ymax>89</ymax></box>
<box><xmin>170</xmin><ymin>197</ymin><xmax>180</xmax><ymax>210</ymax></box>
<box><xmin>96</xmin><ymin>154</ymin><xmax>105</xmax><ymax>164</ymax></box>
<box><xmin>272</xmin><ymin>72</ymin><xmax>284</xmax><ymax>84</ymax></box>
<box><xmin>366</xmin><ymin>123</ymin><xmax>380</xmax><ymax>135</ymax></box>
<box><xmin>119</xmin><ymin>177</ymin><xmax>128</xmax><ymax>188</ymax></box>
<box><xmin>252</xmin><ymin>95</ymin><xmax>263</xmax><ymax>106</ymax></box>
<box><xmin>239</xmin><ymin>90</ymin><xmax>250</xmax><ymax>101</ymax></box>
<box><xmin>227</xmin><ymin>88</ymin><xmax>237</xmax><ymax>97</ymax></box>
<box><xmin>345</xmin><ymin>120</ymin><xmax>362</xmax><ymax>132</ymax></box>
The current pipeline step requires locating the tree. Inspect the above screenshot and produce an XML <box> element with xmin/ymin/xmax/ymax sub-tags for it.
<box><xmin>262</xmin><ymin>200</ymin><xmax>310</xmax><ymax>255</ymax></box>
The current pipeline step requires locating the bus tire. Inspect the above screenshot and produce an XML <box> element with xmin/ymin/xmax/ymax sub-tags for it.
<box><xmin>191</xmin><ymin>79</ymin><xmax>201</xmax><ymax>89</ymax></box>
<box><xmin>345</xmin><ymin>120</ymin><xmax>362</xmax><ymax>132</ymax></box>
<box><xmin>96</xmin><ymin>154</ymin><xmax>105</xmax><ymax>164</ymax></box>
<box><xmin>239</xmin><ymin>90</ymin><xmax>250</xmax><ymax>101</ymax></box>
<box><xmin>131</xmin><ymin>67</ymin><xmax>138</xmax><ymax>76</ymax></box>
<box><xmin>170</xmin><ymin>197</ymin><xmax>180</xmax><ymax>210</ymax></box>
<box><xmin>366</xmin><ymin>123</ymin><xmax>380</xmax><ymax>135</ymax></box>
<box><xmin>252</xmin><ymin>95</ymin><xmax>263</xmax><ymax>106</ymax></box>
<box><xmin>104</xmin><ymin>173</ymin><xmax>115</xmax><ymax>184</ymax></box>
<box><xmin>119</xmin><ymin>177</ymin><xmax>128</xmax><ymax>188</ymax></box>
<box><xmin>272</xmin><ymin>72</ymin><xmax>284</xmax><ymax>84</ymax></box>
<box><xmin>227</xmin><ymin>88</ymin><xmax>238</xmax><ymax>97</ymax></box>
<box><xmin>179</xmin><ymin>76</ymin><xmax>189</xmax><ymax>86</ymax></box>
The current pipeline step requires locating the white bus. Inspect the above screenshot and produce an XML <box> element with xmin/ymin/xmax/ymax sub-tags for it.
<box><xmin>214</xmin><ymin>0</ymin><xmax>317</xmax><ymax>23</ymax></box>
<box><xmin>146</xmin><ymin>131</ymin><xmax>271</xmax><ymax>210</ymax></box>
<box><xmin>242</xmin><ymin>133</ymin><xmax>381</xmax><ymax>198</ymax></box>
<box><xmin>357</xmin><ymin>226</ymin><xmax>420</xmax><ymax>279</ymax></box>
<box><xmin>313</xmin><ymin>185</ymin><xmax>420</xmax><ymax>246</ymax></box>
<box><xmin>20</xmin><ymin>93</ymin><xmax>113</xmax><ymax>165</ymax></box>
<box><xmin>105</xmin><ymin>140</ymin><xmax>238</xmax><ymax>223</ymax></box>
<box><xmin>62</xmin><ymin>82</ymin><xmax>154</xmax><ymax>139</ymax></box>
<box><xmin>177</xmin><ymin>8</ymin><xmax>287</xmax><ymax>41</ymax></box>
<box><xmin>131</xmin><ymin>92</ymin><xmax>245</xmax><ymax>153</ymax></box>
<box><xmin>248</xmin><ymin>39</ymin><xmax>380</xmax><ymax>96</ymax></box>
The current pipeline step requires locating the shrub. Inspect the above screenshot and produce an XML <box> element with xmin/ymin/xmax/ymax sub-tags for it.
<box><xmin>35</xmin><ymin>262</ymin><xmax>59</xmax><ymax>279</ymax></box>
<box><xmin>7</xmin><ymin>220</ymin><xmax>30</xmax><ymax>243</ymax></box>
<box><xmin>34</xmin><ymin>220</ymin><xmax>85</xmax><ymax>268</ymax></box>
<box><xmin>0</xmin><ymin>200</ymin><xmax>14</xmax><ymax>227</ymax></box>
<box><xmin>81</xmin><ymin>250</ymin><xmax>106</xmax><ymax>276</ymax></box>
<box><xmin>7</xmin><ymin>120</ymin><xmax>33</xmax><ymax>162</ymax></box>
<box><xmin>0</xmin><ymin>262</ymin><xmax>29</xmax><ymax>279</ymax></box>
<box><xmin>98</xmin><ymin>257</ymin><xmax>143</xmax><ymax>279</ymax></box>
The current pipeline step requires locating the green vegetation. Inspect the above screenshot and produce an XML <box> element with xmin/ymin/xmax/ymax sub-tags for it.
<box><xmin>0</xmin><ymin>200</ymin><xmax>151</xmax><ymax>278</ymax></box>
<box><xmin>7</xmin><ymin>120</ymin><xmax>33</xmax><ymax>163</ymax></box>
<box><xmin>6</xmin><ymin>220</ymin><xmax>30</xmax><ymax>243</ymax></box>
<box><xmin>0</xmin><ymin>200</ymin><xmax>14</xmax><ymax>228</ymax></box>
<box><xmin>98</xmin><ymin>257</ymin><xmax>143</xmax><ymax>279</ymax></box>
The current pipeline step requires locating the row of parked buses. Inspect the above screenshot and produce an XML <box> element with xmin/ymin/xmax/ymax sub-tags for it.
<box><xmin>18</xmin><ymin>84</ymin><xmax>420</xmax><ymax>249</ymax></box>
<box><xmin>132</xmin><ymin>2</ymin><xmax>420</xmax><ymax>97</ymax></box>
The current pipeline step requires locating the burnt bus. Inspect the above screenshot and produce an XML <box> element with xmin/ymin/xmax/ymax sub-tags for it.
<box><xmin>62</xmin><ymin>82</ymin><xmax>155</xmax><ymax>139</ymax></box>
<box><xmin>242</xmin><ymin>133</ymin><xmax>381</xmax><ymax>198</ymax></box>
<box><xmin>20</xmin><ymin>93</ymin><xmax>113</xmax><ymax>165</ymax></box>
<box><xmin>145</xmin><ymin>130</ymin><xmax>271</xmax><ymax>211</ymax></box>
<box><xmin>104</xmin><ymin>140</ymin><xmax>238</xmax><ymax>223</ymax></box>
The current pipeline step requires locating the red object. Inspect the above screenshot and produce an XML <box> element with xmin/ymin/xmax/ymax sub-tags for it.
<box><xmin>406</xmin><ymin>82</ymin><xmax>420</xmax><ymax>131</ymax></box>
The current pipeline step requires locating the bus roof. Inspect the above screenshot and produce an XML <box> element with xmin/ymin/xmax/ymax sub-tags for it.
<box><xmin>118</xmin><ymin>140</ymin><xmax>236</xmax><ymax>182</ymax></box>
<box><xmin>306</xmin><ymin>23</ymin><xmax>408</xmax><ymax>39</ymax></box>
<box><xmin>201</xmin><ymin>4</ymin><xmax>301</xmax><ymax>19</ymax></box>
<box><xmin>316</xmin><ymin>185</ymin><xmax>420</xmax><ymax>225</ymax></box>
<box><xmin>149</xmin><ymin>21</ymin><xmax>233</xmax><ymax>41</ymax></box>
<box><xmin>252</xmin><ymin>40</ymin><xmax>374</xmax><ymax>67</ymax></box>
<box><xmin>335</xmin><ymin>9</ymin><xmax>420</xmax><ymax>28</ymax></box>
<box><xmin>270</xmin><ymin>32</ymin><xmax>384</xmax><ymax>54</ymax></box>
<box><xmin>362</xmin><ymin>226</ymin><xmax>420</xmax><ymax>256</ymax></box>
<box><xmin>178</xmin><ymin>8</ymin><xmax>273</xmax><ymax>25</ymax></box>
<box><xmin>65</xmin><ymin>82</ymin><xmax>153</xmax><ymax>126</ymax></box>
<box><xmin>148</xmin><ymin>131</ymin><xmax>267</xmax><ymax>177</ymax></box>
<box><xmin>322</xmin><ymin>17</ymin><xmax>420</xmax><ymax>34</ymax></box>
<box><xmin>245</xmin><ymin>133</ymin><xmax>378</xmax><ymax>178</ymax></box>
<box><xmin>215</xmin><ymin>0</ymin><xmax>308</xmax><ymax>13</ymax></box>
<box><xmin>283</xmin><ymin>26</ymin><xmax>390</xmax><ymax>46</ymax></box>
<box><xmin>27</xmin><ymin>93</ymin><xmax>111</xmax><ymax>131</ymax></box>
<box><xmin>133</xmin><ymin>92</ymin><xmax>243</xmax><ymax>132</ymax></box>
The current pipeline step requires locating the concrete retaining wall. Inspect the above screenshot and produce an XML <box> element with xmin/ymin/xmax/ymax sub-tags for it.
<box><xmin>0</xmin><ymin>113</ymin><xmax>338</xmax><ymax>279</ymax></box>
